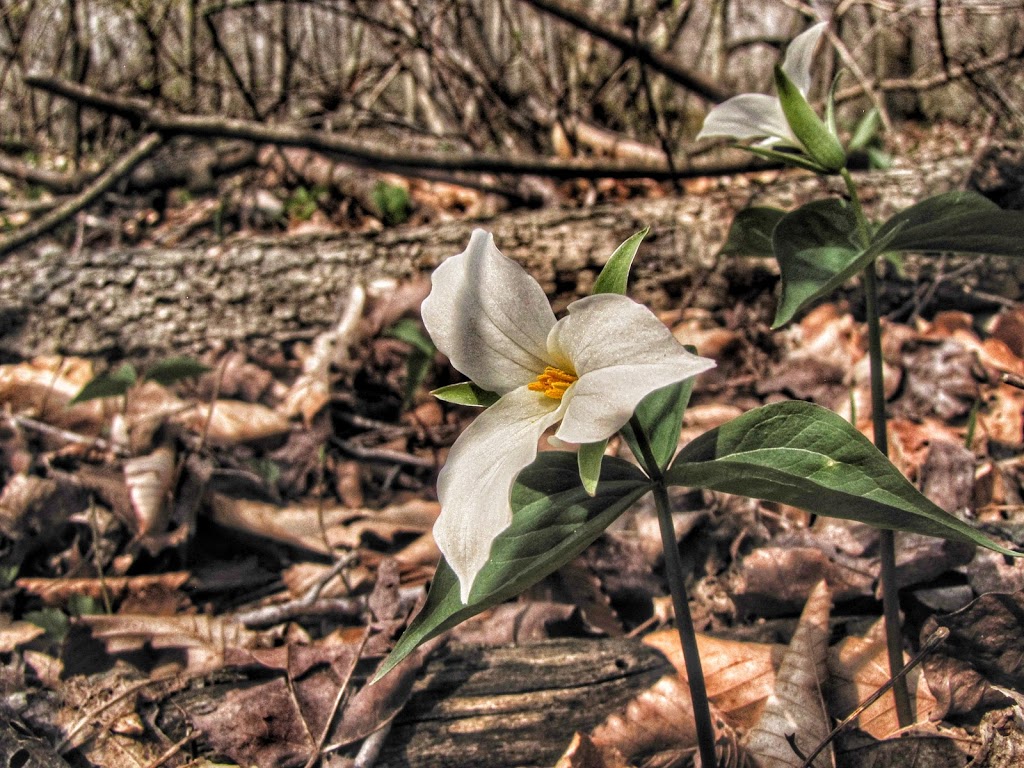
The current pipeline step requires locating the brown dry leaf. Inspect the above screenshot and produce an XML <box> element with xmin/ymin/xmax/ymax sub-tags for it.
<box><xmin>644</xmin><ymin>631</ymin><xmax>781</xmax><ymax>730</ymax></box>
<box><xmin>124</xmin><ymin>444</ymin><xmax>176</xmax><ymax>536</ymax></box>
<box><xmin>828</xmin><ymin>618</ymin><xmax>940</xmax><ymax>738</ymax></box>
<box><xmin>174</xmin><ymin>399</ymin><xmax>291</xmax><ymax>445</ymax></box>
<box><xmin>17</xmin><ymin>572</ymin><xmax>190</xmax><ymax>607</ymax></box>
<box><xmin>0</xmin><ymin>620</ymin><xmax>45</xmax><ymax>651</ymax></box>
<box><xmin>81</xmin><ymin>614</ymin><xmax>261</xmax><ymax>674</ymax></box>
<box><xmin>990</xmin><ymin>305</ymin><xmax>1024</xmax><ymax>357</ymax></box>
<box><xmin>0</xmin><ymin>356</ymin><xmax>107</xmax><ymax>431</ymax></box>
<box><xmin>0</xmin><ymin>473</ymin><xmax>87</xmax><ymax>545</ymax></box>
<box><xmin>556</xmin><ymin>732</ymin><xmax>631</xmax><ymax>768</ymax></box>
<box><xmin>743</xmin><ymin>579</ymin><xmax>833</xmax><ymax>768</ymax></box>
<box><xmin>451</xmin><ymin>601</ymin><xmax>590</xmax><ymax>647</ymax></box>
<box><xmin>835</xmin><ymin>721</ymin><xmax>977</xmax><ymax>767</ymax></box>
<box><xmin>977</xmin><ymin>382</ymin><xmax>1024</xmax><ymax>447</ymax></box>
<box><xmin>209</xmin><ymin>492</ymin><xmax>437</xmax><ymax>555</ymax></box>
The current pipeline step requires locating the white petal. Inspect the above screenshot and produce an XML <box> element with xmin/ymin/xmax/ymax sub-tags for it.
<box><xmin>421</xmin><ymin>230</ymin><xmax>555</xmax><ymax>394</ymax></box>
<box><xmin>433</xmin><ymin>386</ymin><xmax>566</xmax><ymax>602</ymax></box>
<box><xmin>696</xmin><ymin>93</ymin><xmax>795</xmax><ymax>144</ymax></box>
<box><xmin>549</xmin><ymin>294</ymin><xmax>716</xmax><ymax>445</ymax></box>
<box><xmin>781</xmin><ymin>22</ymin><xmax>828</xmax><ymax>95</ymax></box>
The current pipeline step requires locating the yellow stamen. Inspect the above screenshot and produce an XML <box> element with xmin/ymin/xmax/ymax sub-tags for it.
<box><xmin>528</xmin><ymin>366</ymin><xmax>578</xmax><ymax>400</ymax></box>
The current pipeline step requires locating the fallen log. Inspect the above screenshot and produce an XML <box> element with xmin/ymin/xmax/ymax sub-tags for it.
<box><xmin>1</xmin><ymin>151</ymin><xmax>1020</xmax><ymax>363</ymax></box>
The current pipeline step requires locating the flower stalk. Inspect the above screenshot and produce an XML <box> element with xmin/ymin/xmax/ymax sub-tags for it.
<box><xmin>629</xmin><ymin>415</ymin><xmax>718</xmax><ymax>768</ymax></box>
<box><xmin>841</xmin><ymin>167</ymin><xmax>914</xmax><ymax>728</ymax></box>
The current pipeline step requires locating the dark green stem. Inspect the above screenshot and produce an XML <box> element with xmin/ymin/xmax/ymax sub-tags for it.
<box><xmin>841</xmin><ymin>168</ymin><xmax>914</xmax><ymax>728</ymax></box>
<box><xmin>629</xmin><ymin>416</ymin><xmax>718</xmax><ymax>767</ymax></box>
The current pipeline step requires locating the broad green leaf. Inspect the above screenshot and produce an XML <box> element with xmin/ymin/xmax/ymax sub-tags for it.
<box><xmin>143</xmin><ymin>356</ymin><xmax>210</xmax><ymax>386</ymax></box>
<box><xmin>876</xmin><ymin>191</ymin><xmax>1024</xmax><ymax>258</ymax></box>
<box><xmin>719</xmin><ymin>207</ymin><xmax>787</xmax><ymax>258</ymax></box>
<box><xmin>771</xmin><ymin>199</ymin><xmax>897</xmax><ymax>328</ymax></box>
<box><xmin>386</xmin><ymin>318</ymin><xmax>435</xmax><ymax>356</ymax></box>
<box><xmin>374</xmin><ymin>452</ymin><xmax>650</xmax><ymax>679</ymax></box>
<box><xmin>621</xmin><ymin>377</ymin><xmax>695</xmax><ymax>475</ymax></box>
<box><xmin>70</xmin><ymin>363</ymin><xmax>138</xmax><ymax>404</ymax></box>
<box><xmin>593</xmin><ymin>228</ymin><xmax>649</xmax><ymax>295</ymax></box>
<box><xmin>578</xmin><ymin>439</ymin><xmax>608</xmax><ymax>496</ymax></box>
<box><xmin>774</xmin><ymin>64</ymin><xmax>846</xmax><ymax>173</ymax></box>
<box><xmin>432</xmin><ymin>382</ymin><xmax>499</xmax><ymax>407</ymax></box>
<box><xmin>667</xmin><ymin>400</ymin><xmax>1021</xmax><ymax>557</ymax></box>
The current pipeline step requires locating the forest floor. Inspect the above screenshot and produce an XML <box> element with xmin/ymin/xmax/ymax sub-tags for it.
<box><xmin>1</xmin><ymin>121</ymin><xmax>1023</xmax><ymax>768</ymax></box>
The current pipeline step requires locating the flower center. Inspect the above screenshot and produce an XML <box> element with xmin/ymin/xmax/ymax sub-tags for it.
<box><xmin>527</xmin><ymin>366</ymin><xmax>578</xmax><ymax>400</ymax></box>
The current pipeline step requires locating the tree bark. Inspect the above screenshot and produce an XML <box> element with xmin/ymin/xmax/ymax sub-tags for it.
<box><xmin>1</xmin><ymin>153</ymin><xmax>1020</xmax><ymax>363</ymax></box>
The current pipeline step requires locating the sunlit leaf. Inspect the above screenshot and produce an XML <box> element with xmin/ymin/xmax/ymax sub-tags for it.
<box><xmin>577</xmin><ymin>439</ymin><xmax>608</xmax><ymax>496</ymax></box>
<box><xmin>375</xmin><ymin>452</ymin><xmax>650</xmax><ymax>679</ymax></box>
<box><xmin>593</xmin><ymin>228</ymin><xmax>648</xmax><ymax>296</ymax></box>
<box><xmin>620</xmin><ymin>377</ymin><xmax>695</xmax><ymax>474</ymax></box>
<box><xmin>774</xmin><ymin>64</ymin><xmax>845</xmax><ymax>173</ymax></box>
<box><xmin>667</xmin><ymin>400</ymin><xmax>1022</xmax><ymax>556</ymax></box>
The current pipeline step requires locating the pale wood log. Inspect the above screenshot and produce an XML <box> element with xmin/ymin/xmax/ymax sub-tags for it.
<box><xmin>1</xmin><ymin>153</ymin><xmax>1019</xmax><ymax>362</ymax></box>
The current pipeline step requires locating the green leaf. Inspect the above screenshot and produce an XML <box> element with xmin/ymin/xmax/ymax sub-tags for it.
<box><xmin>875</xmin><ymin>191</ymin><xmax>1024</xmax><ymax>258</ymax></box>
<box><xmin>388</xmin><ymin>319</ymin><xmax>438</xmax><ymax>408</ymax></box>
<box><xmin>70</xmin><ymin>363</ymin><xmax>138</xmax><ymax>404</ymax></box>
<box><xmin>740</xmin><ymin>144</ymin><xmax>830</xmax><ymax>174</ymax></box>
<box><xmin>577</xmin><ymin>439</ymin><xmax>608</xmax><ymax>496</ymax></box>
<box><xmin>593</xmin><ymin>228</ymin><xmax>649</xmax><ymax>295</ymax></box>
<box><xmin>719</xmin><ymin>207</ymin><xmax>787</xmax><ymax>258</ymax></box>
<box><xmin>386</xmin><ymin>318</ymin><xmax>435</xmax><ymax>356</ymax></box>
<box><xmin>621</xmin><ymin>377</ymin><xmax>695</xmax><ymax>474</ymax></box>
<box><xmin>848</xmin><ymin>107</ymin><xmax>881</xmax><ymax>152</ymax></box>
<box><xmin>143</xmin><ymin>356</ymin><xmax>210</xmax><ymax>386</ymax></box>
<box><xmin>432</xmin><ymin>382</ymin><xmax>500</xmax><ymax>408</ymax></box>
<box><xmin>375</xmin><ymin>452</ymin><xmax>650</xmax><ymax>679</ymax></box>
<box><xmin>771</xmin><ymin>199</ymin><xmax>897</xmax><ymax>328</ymax></box>
<box><xmin>667</xmin><ymin>401</ymin><xmax>1022</xmax><ymax>557</ymax></box>
<box><xmin>774</xmin><ymin>64</ymin><xmax>846</xmax><ymax>173</ymax></box>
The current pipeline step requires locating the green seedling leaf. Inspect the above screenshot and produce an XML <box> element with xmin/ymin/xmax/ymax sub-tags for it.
<box><xmin>667</xmin><ymin>400</ymin><xmax>1022</xmax><ymax>557</ymax></box>
<box><xmin>70</xmin><ymin>363</ymin><xmax>138</xmax><ymax>404</ymax></box>
<box><xmin>774</xmin><ymin>64</ymin><xmax>846</xmax><ymax>173</ymax></box>
<box><xmin>24</xmin><ymin>608</ymin><xmax>70</xmax><ymax>644</ymax></box>
<box><xmin>432</xmin><ymin>382</ymin><xmax>500</xmax><ymax>408</ymax></box>
<box><xmin>143</xmin><ymin>356</ymin><xmax>210</xmax><ymax>386</ymax></box>
<box><xmin>375</xmin><ymin>452</ymin><xmax>650</xmax><ymax>679</ymax></box>
<box><xmin>771</xmin><ymin>199</ymin><xmax>897</xmax><ymax>328</ymax></box>
<box><xmin>719</xmin><ymin>207</ymin><xmax>787</xmax><ymax>258</ymax></box>
<box><xmin>386</xmin><ymin>318</ymin><xmax>435</xmax><ymax>356</ymax></box>
<box><xmin>621</xmin><ymin>376</ymin><xmax>696</xmax><ymax>474</ymax></box>
<box><xmin>876</xmin><ymin>190</ymin><xmax>1024</xmax><ymax>258</ymax></box>
<box><xmin>593</xmin><ymin>228</ymin><xmax>649</xmax><ymax>295</ymax></box>
<box><xmin>848</xmin><ymin>107</ymin><xmax>881</xmax><ymax>153</ymax></box>
<box><xmin>371</xmin><ymin>181</ymin><xmax>411</xmax><ymax>226</ymax></box>
<box><xmin>577</xmin><ymin>439</ymin><xmax>608</xmax><ymax>496</ymax></box>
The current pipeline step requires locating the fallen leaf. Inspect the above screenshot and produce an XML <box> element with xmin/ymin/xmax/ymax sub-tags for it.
<box><xmin>124</xmin><ymin>444</ymin><xmax>176</xmax><ymax>536</ymax></box>
<box><xmin>743</xmin><ymin>579</ymin><xmax>833</xmax><ymax>768</ymax></box>
<box><xmin>174</xmin><ymin>399</ymin><xmax>291</xmax><ymax>445</ymax></box>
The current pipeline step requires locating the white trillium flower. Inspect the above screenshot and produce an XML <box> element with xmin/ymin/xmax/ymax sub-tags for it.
<box><xmin>696</xmin><ymin>21</ymin><xmax>828</xmax><ymax>148</ymax></box>
<box><xmin>421</xmin><ymin>230</ymin><xmax>716</xmax><ymax>602</ymax></box>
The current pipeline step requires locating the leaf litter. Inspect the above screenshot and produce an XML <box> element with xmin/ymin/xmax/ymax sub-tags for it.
<box><xmin>1</xmin><ymin>253</ymin><xmax>1023</xmax><ymax>767</ymax></box>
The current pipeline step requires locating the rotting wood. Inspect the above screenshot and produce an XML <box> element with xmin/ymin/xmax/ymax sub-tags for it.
<box><xmin>1</xmin><ymin>152</ymin><xmax>1021</xmax><ymax>363</ymax></box>
<box><xmin>156</xmin><ymin>637</ymin><xmax>671</xmax><ymax>768</ymax></box>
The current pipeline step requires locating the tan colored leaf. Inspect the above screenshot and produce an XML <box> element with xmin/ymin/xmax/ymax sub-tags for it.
<box><xmin>209</xmin><ymin>492</ymin><xmax>436</xmax><ymax>554</ymax></box>
<box><xmin>644</xmin><ymin>630</ymin><xmax>781</xmax><ymax>730</ymax></box>
<box><xmin>743</xmin><ymin>579</ymin><xmax>833</xmax><ymax>767</ymax></box>
<box><xmin>591</xmin><ymin>674</ymin><xmax>698</xmax><ymax>757</ymax></box>
<box><xmin>174</xmin><ymin>399</ymin><xmax>291</xmax><ymax>445</ymax></box>
<box><xmin>124</xmin><ymin>444</ymin><xmax>176</xmax><ymax>536</ymax></box>
<box><xmin>828</xmin><ymin>618</ymin><xmax>939</xmax><ymax>738</ymax></box>
<box><xmin>0</xmin><ymin>356</ymin><xmax>106</xmax><ymax>430</ymax></box>
<box><xmin>0</xmin><ymin>620</ymin><xmax>45</xmax><ymax>651</ymax></box>
<box><xmin>556</xmin><ymin>731</ymin><xmax>630</xmax><ymax>768</ymax></box>
<box><xmin>17</xmin><ymin>572</ymin><xmax>190</xmax><ymax>607</ymax></box>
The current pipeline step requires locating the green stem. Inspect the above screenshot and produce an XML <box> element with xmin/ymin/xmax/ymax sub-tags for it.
<box><xmin>841</xmin><ymin>168</ymin><xmax>914</xmax><ymax>728</ymax></box>
<box><xmin>629</xmin><ymin>416</ymin><xmax>718</xmax><ymax>767</ymax></box>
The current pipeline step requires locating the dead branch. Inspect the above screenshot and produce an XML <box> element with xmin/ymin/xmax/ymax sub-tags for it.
<box><xmin>0</xmin><ymin>132</ymin><xmax>163</xmax><ymax>260</ymax></box>
<box><xmin>0</xmin><ymin>152</ymin><xmax>85</xmax><ymax>194</ymax></box>
<box><xmin>24</xmin><ymin>74</ymin><xmax>769</xmax><ymax>183</ymax></box>
<box><xmin>516</xmin><ymin>0</ymin><xmax>733</xmax><ymax>104</ymax></box>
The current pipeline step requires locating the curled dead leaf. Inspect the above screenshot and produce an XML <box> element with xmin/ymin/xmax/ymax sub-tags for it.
<box><xmin>175</xmin><ymin>399</ymin><xmax>291</xmax><ymax>445</ymax></box>
<box><xmin>124</xmin><ymin>445</ymin><xmax>176</xmax><ymax>536</ymax></box>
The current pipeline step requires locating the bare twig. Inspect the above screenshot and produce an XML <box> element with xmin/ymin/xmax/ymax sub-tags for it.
<box><xmin>0</xmin><ymin>131</ymin><xmax>163</xmax><ymax>259</ymax></box>
<box><xmin>24</xmin><ymin>74</ymin><xmax>775</xmax><ymax>182</ymax></box>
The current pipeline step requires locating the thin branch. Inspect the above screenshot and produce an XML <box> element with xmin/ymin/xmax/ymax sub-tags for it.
<box><xmin>24</xmin><ymin>74</ymin><xmax>778</xmax><ymax>182</ymax></box>
<box><xmin>0</xmin><ymin>131</ymin><xmax>163</xmax><ymax>259</ymax></box>
<box><xmin>516</xmin><ymin>0</ymin><xmax>732</xmax><ymax>103</ymax></box>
